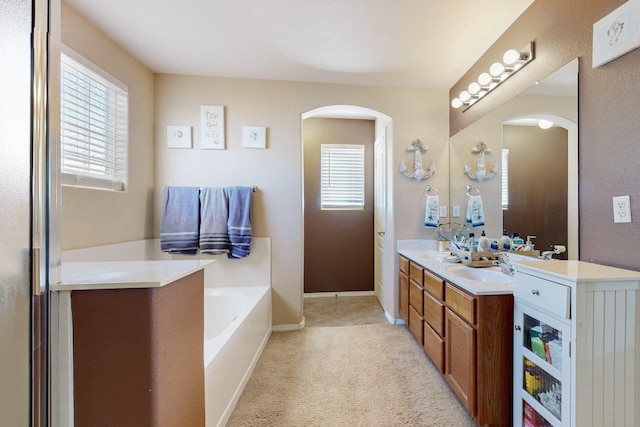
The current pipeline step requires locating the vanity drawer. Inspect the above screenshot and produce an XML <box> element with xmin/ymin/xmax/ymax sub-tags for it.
<box><xmin>423</xmin><ymin>322</ymin><xmax>445</xmax><ymax>373</ymax></box>
<box><xmin>408</xmin><ymin>305</ymin><xmax>424</xmax><ymax>344</ymax></box>
<box><xmin>445</xmin><ymin>283</ymin><xmax>476</xmax><ymax>326</ymax></box>
<box><xmin>424</xmin><ymin>269</ymin><xmax>445</xmax><ymax>300</ymax></box>
<box><xmin>515</xmin><ymin>273</ymin><xmax>571</xmax><ymax>319</ymax></box>
<box><xmin>424</xmin><ymin>291</ymin><xmax>444</xmax><ymax>337</ymax></box>
<box><xmin>399</xmin><ymin>255</ymin><xmax>409</xmax><ymax>274</ymax></box>
<box><xmin>409</xmin><ymin>262</ymin><xmax>424</xmax><ymax>285</ymax></box>
<box><xmin>409</xmin><ymin>279</ymin><xmax>424</xmax><ymax>314</ymax></box>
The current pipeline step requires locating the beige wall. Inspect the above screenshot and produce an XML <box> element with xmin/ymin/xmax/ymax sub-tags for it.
<box><xmin>450</xmin><ymin>0</ymin><xmax>640</xmax><ymax>270</ymax></box>
<box><xmin>154</xmin><ymin>75</ymin><xmax>448</xmax><ymax>326</ymax></box>
<box><xmin>61</xmin><ymin>3</ymin><xmax>155</xmax><ymax>249</ymax></box>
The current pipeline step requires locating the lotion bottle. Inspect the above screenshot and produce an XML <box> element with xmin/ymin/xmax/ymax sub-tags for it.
<box><xmin>499</xmin><ymin>230</ymin><xmax>512</xmax><ymax>251</ymax></box>
<box><xmin>478</xmin><ymin>230</ymin><xmax>491</xmax><ymax>252</ymax></box>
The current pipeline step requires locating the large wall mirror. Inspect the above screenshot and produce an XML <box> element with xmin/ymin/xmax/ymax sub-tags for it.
<box><xmin>449</xmin><ymin>59</ymin><xmax>578</xmax><ymax>259</ymax></box>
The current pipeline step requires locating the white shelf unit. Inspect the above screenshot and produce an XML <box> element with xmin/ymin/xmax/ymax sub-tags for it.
<box><xmin>513</xmin><ymin>261</ymin><xmax>640</xmax><ymax>427</ymax></box>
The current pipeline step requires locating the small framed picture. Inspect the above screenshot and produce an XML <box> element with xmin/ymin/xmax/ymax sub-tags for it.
<box><xmin>593</xmin><ymin>0</ymin><xmax>640</xmax><ymax>67</ymax></box>
<box><xmin>201</xmin><ymin>105</ymin><xmax>225</xmax><ymax>149</ymax></box>
<box><xmin>166</xmin><ymin>125</ymin><xmax>192</xmax><ymax>149</ymax></box>
<box><xmin>243</xmin><ymin>126</ymin><xmax>267</xmax><ymax>149</ymax></box>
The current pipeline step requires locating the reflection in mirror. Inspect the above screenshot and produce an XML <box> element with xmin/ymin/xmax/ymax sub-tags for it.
<box><xmin>449</xmin><ymin>59</ymin><xmax>578</xmax><ymax>259</ymax></box>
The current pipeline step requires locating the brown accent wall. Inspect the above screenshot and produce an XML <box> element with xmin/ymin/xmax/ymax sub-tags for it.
<box><xmin>503</xmin><ymin>125</ymin><xmax>568</xmax><ymax>258</ymax></box>
<box><xmin>303</xmin><ymin>118</ymin><xmax>375</xmax><ymax>293</ymax></box>
<box><xmin>72</xmin><ymin>271</ymin><xmax>205</xmax><ymax>427</ymax></box>
<box><xmin>450</xmin><ymin>0</ymin><xmax>640</xmax><ymax>270</ymax></box>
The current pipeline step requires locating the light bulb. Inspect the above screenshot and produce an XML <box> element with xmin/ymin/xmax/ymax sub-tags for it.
<box><xmin>503</xmin><ymin>49</ymin><xmax>520</xmax><ymax>65</ymax></box>
<box><xmin>490</xmin><ymin>62</ymin><xmax>505</xmax><ymax>77</ymax></box>
<box><xmin>451</xmin><ymin>98</ymin><xmax>463</xmax><ymax>109</ymax></box>
<box><xmin>468</xmin><ymin>82</ymin><xmax>481</xmax><ymax>95</ymax></box>
<box><xmin>459</xmin><ymin>90</ymin><xmax>471</xmax><ymax>102</ymax></box>
<box><xmin>538</xmin><ymin>119</ymin><xmax>553</xmax><ymax>129</ymax></box>
<box><xmin>478</xmin><ymin>72</ymin><xmax>492</xmax><ymax>86</ymax></box>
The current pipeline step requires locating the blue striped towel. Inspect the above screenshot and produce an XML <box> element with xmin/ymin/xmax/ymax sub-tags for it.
<box><xmin>160</xmin><ymin>186</ymin><xmax>200</xmax><ymax>254</ymax></box>
<box><xmin>226</xmin><ymin>186</ymin><xmax>252</xmax><ymax>259</ymax></box>
<box><xmin>199</xmin><ymin>187</ymin><xmax>231</xmax><ymax>254</ymax></box>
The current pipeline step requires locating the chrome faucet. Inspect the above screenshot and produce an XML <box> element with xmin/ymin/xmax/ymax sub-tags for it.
<box><xmin>540</xmin><ymin>244</ymin><xmax>567</xmax><ymax>260</ymax></box>
<box><xmin>492</xmin><ymin>252</ymin><xmax>514</xmax><ymax>275</ymax></box>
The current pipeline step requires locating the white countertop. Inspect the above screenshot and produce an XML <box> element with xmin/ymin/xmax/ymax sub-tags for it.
<box><xmin>55</xmin><ymin>259</ymin><xmax>215</xmax><ymax>291</ymax></box>
<box><xmin>514</xmin><ymin>260</ymin><xmax>640</xmax><ymax>282</ymax></box>
<box><xmin>398</xmin><ymin>243</ymin><xmax>546</xmax><ymax>296</ymax></box>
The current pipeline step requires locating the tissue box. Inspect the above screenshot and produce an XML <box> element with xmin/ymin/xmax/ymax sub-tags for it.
<box><xmin>531</xmin><ymin>337</ymin><xmax>546</xmax><ymax>360</ymax></box>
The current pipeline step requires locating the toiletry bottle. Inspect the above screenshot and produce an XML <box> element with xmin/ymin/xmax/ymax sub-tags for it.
<box><xmin>499</xmin><ymin>230</ymin><xmax>512</xmax><ymax>251</ymax></box>
<box><xmin>512</xmin><ymin>232</ymin><xmax>525</xmax><ymax>250</ymax></box>
<box><xmin>524</xmin><ymin>236</ymin><xmax>536</xmax><ymax>251</ymax></box>
<box><xmin>478</xmin><ymin>230</ymin><xmax>491</xmax><ymax>252</ymax></box>
<box><xmin>468</xmin><ymin>233</ymin><xmax>475</xmax><ymax>251</ymax></box>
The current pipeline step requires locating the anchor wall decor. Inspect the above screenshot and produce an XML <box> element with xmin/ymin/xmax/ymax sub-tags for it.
<box><xmin>399</xmin><ymin>139</ymin><xmax>436</xmax><ymax>182</ymax></box>
<box><xmin>464</xmin><ymin>141</ymin><xmax>498</xmax><ymax>182</ymax></box>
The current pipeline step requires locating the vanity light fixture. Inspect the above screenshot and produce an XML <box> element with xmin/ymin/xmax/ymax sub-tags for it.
<box><xmin>451</xmin><ymin>42</ymin><xmax>535</xmax><ymax>110</ymax></box>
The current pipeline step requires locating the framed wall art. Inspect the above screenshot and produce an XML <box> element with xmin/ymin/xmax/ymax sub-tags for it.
<box><xmin>200</xmin><ymin>105</ymin><xmax>225</xmax><ymax>149</ymax></box>
<box><xmin>166</xmin><ymin>125</ymin><xmax>192</xmax><ymax>149</ymax></box>
<box><xmin>243</xmin><ymin>126</ymin><xmax>267</xmax><ymax>149</ymax></box>
<box><xmin>593</xmin><ymin>0</ymin><xmax>640</xmax><ymax>67</ymax></box>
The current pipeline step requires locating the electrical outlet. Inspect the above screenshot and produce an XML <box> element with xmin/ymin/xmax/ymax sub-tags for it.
<box><xmin>452</xmin><ymin>206</ymin><xmax>460</xmax><ymax>218</ymax></box>
<box><xmin>439</xmin><ymin>206</ymin><xmax>448</xmax><ymax>218</ymax></box>
<box><xmin>613</xmin><ymin>195</ymin><xmax>631</xmax><ymax>223</ymax></box>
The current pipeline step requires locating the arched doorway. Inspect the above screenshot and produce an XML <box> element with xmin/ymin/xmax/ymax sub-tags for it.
<box><xmin>301</xmin><ymin>105</ymin><xmax>397</xmax><ymax>322</ymax></box>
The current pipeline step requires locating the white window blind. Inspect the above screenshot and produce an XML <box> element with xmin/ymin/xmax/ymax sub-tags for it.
<box><xmin>502</xmin><ymin>148</ymin><xmax>509</xmax><ymax>210</ymax></box>
<box><xmin>60</xmin><ymin>48</ymin><xmax>128</xmax><ymax>191</ymax></box>
<box><xmin>320</xmin><ymin>144</ymin><xmax>365</xmax><ymax>210</ymax></box>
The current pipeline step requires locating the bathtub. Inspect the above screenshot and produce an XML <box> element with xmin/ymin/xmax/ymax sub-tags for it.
<box><xmin>204</xmin><ymin>285</ymin><xmax>271</xmax><ymax>426</ymax></box>
<box><xmin>61</xmin><ymin>238</ymin><xmax>272</xmax><ymax>427</ymax></box>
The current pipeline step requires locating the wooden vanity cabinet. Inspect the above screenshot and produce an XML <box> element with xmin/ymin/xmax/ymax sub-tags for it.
<box><xmin>407</xmin><ymin>261</ymin><xmax>424</xmax><ymax>344</ymax></box>
<box><xmin>398</xmin><ymin>256</ymin><xmax>409</xmax><ymax>324</ymax></box>
<box><xmin>422</xmin><ymin>270</ymin><xmax>445</xmax><ymax>372</ymax></box>
<box><xmin>398</xmin><ymin>255</ymin><xmax>514</xmax><ymax>427</ymax></box>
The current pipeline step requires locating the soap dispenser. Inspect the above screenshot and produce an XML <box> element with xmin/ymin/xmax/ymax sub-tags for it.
<box><xmin>478</xmin><ymin>230</ymin><xmax>491</xmax><ymax>252</ymax></box>
<box><xmin>499</xmin><ymin>230</ymin><xmax>512</xmax><ymax>251</ymax></box>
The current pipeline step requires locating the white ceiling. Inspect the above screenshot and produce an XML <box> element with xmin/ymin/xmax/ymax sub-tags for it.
<box><xmin>64</xmin><ymin>0</ymin><xmax>534</xmax><ymax>90</ymax></box>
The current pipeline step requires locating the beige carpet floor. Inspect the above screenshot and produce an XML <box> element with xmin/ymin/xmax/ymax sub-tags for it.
<box><xmin>227</xmin><ymin>322</ymin><xmax>478</xmax><ymax>426</ymax></box>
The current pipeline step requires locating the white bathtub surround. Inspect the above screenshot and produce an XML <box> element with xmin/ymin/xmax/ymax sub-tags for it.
<box><xmin>204</xmin><ymin>286</ymin><xmax>271</xmax><ymax>427</ymax></box>
<box><xmin>57</xmin><ymin>237</ymin><xmax>272</xmax><ymax>427</ymax></box>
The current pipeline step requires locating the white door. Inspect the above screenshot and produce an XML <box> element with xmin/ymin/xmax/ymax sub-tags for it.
<box><xmin>374</xmin><ymin>128</ymin><xmax>387</xmax><ymax>304</ymax></box>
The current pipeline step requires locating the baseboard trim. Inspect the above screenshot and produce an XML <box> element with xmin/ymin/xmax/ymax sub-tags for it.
<box><xmin>272</xmin><ymin>316</ymin><xmax>305</xmax><ymax>332</ymax></box>
<box><xmin>303</xmin><ymin>291</ymin><xmax>375</xmax><ymax>298</ymax></box>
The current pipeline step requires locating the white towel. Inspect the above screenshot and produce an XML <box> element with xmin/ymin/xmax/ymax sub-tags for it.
<box><xmin>424</xmin><ymin>195</ymin><xmax>440</xmax><ymax>227</ymax></box>
<box><xmin>466</xmin><ymin>195</ymin><xmax>485</xmax><ymax>227</ymax></box>
<box><xmin>199</xmin><ymin>187</ymin><xmax>231</xmax><ymax>254</ymax></box>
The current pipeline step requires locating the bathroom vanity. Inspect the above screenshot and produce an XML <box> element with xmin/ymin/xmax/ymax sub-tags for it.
<box><xmin>512</xmin><ymin>260</ymin><xmax>640</xmax><ymax>427</ymax></box>
<box><xmin>58</xmin><ymin>259</ymin><xmax>213</xmax><ymax>427</ymax></box>
<box><xmin>398</xmin><ymin>248</ymin><xmax>515</xmax><ymax>427</ymax></box>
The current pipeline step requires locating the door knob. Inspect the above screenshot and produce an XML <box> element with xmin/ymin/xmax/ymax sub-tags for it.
<box><xmin>377</xmin><ymin>229</ymin><xmax>385</xmax><ymax>236</ymax></box>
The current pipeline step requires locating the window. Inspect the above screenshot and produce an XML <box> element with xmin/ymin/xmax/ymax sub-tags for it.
<box><xmin>502</xmin><ymin>148</ymin><xmax>509</xmax><ymax>210</ymax></box>
<box><xmin>320</xmin><ymin>144</ymin><xmax>365</xmax><ymax>210</ymax></box>
<box><xmin>60</xmin><ymin>47</ymin><xmax>128</xmax><ymax>190</ymax></box>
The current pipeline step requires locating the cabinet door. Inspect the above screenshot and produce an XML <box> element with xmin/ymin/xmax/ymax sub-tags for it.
<box><xmin>513</xmin><ymin>300</ymin><xmax>570</xmax><ymax>427</ymax></box>
<box><xmin>445</xmin><ymin>307</ymin><xmax>476</xmax><ymax>415</ymax></box>
<box><xmin>399</xmin><ymin>271</ymin><xmax>409</xmax><ymax>324</ymax></box>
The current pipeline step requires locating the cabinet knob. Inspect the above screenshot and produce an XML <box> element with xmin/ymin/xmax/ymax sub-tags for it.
<box><xmin>531</xmin><ymin>289</ymin><xmax>540</xmax><ymax>296</ymax></box>
<box><xmin>514</xmin><ymin>325</ymin><xmax>522</xmax><ymax>331</ymax></box>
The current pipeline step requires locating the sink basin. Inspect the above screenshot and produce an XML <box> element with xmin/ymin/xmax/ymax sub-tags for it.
<box><xmin>418</xmin><ymin>251</ymin><xmax>448</xmax><ymax>262</ymax></box>
<box><xmin>445</xmin><ymin>265</ymin><xmax>512</xmax><ymax>284</ymax></box>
